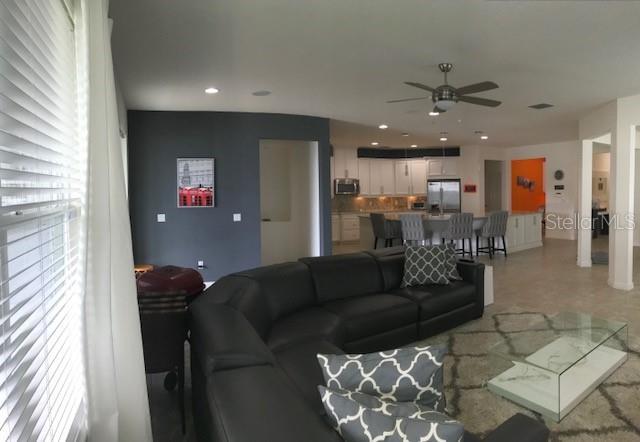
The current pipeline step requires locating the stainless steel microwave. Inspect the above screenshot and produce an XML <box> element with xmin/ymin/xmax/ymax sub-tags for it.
<box><xmin>334</xmin><ymin>178</ymin><xmax>360</xmax><ymax>195</ymax></box>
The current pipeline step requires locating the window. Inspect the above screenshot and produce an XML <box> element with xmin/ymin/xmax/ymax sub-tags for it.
<box><xmin>0</xmin><ymin>0</ymin><xmax>87</xmax><ymax>441</ymax></box>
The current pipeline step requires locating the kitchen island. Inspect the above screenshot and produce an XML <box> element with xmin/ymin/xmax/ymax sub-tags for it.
<box><xmin>358</xmin><ymin>211</ymin><xmax>543</xmax><ymax>254</ymax></box>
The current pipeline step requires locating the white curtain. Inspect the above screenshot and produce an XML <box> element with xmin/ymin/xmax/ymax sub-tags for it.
<box><xmin>82</xmin><ymin>0</ymin><xmax>153</xmax><ymax>440</ymax></box>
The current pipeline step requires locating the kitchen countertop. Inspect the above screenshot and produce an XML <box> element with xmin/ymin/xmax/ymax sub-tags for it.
<box><xmin>353</xmin><ymin>210</ymin><xmax>541</xmax><ymax>219</ymax></box>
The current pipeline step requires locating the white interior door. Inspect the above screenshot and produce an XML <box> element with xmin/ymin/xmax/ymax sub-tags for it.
<box><xmin>260</xmin><ymin>140</ymin><xmax>320</xmax><ymax>265</ymax></box>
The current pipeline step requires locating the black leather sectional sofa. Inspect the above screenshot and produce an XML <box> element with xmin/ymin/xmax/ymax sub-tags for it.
<box><xmin>189</xmin><ymin>247</ymin><xmax>549</xmax><ymax>442</ymax></box>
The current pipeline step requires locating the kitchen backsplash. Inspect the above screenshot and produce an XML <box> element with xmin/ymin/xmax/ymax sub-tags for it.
<box><xmin>332</xmin><ymin>195</ymin><xmax>427</xmax><ymax>213</ymax></box>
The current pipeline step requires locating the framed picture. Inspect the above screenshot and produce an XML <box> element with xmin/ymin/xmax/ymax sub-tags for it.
<box><xmin>177</xmin><ymin>158</ymin><xmax>215</xmax><ymax>207</ymax></box>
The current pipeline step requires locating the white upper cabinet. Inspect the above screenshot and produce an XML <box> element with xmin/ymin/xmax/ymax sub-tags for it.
<box><xmin>358</xmin><ymin>158</ymin><xmax>371</xmax><ymax>195</ymax></box>
<box><xmin>394</xmin><ymin>160</ymin><xmax>412</xmax><ymax>195</ymax></box>
<box><xmin>409</xmin><ymin>160</ymin><xmax>427</xmax><ymax>195</ymax></box>
<box><xmin>426</xmin><ymin>158</ymin><xmax>458</xmax><ymax>177</ymax></box>
<box><xmin>333</xmin><ymin>148</ymin><xmax>359</xmax><ymax>179</ymax></box>
<box><xmin>369</xmin><ymin>159</ymin><xmax>395</xmax><ymax>195</ymax></box>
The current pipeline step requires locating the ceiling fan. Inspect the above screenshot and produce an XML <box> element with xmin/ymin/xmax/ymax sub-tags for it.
<box><xmin>387</xmin><ymin>63</ymin><xmax>501</xmax><ymax>113</ymax></box>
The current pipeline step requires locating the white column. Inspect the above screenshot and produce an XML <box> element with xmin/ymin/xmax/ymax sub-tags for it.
<box><xmin>577</xmin><ymin>140</ymin><xmax>593</xmax><ymax>267</ymax></box>
<box><xmin>608</xmin><ymin>124</ymin><xmax>635</xmax><ymax>290</ymax></box>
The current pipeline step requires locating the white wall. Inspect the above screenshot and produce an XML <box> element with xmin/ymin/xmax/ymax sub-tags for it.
<box><xmin>260</xmin><ymin>140</ymin><xmax>320</xmax><ymax>265</ymax></box>
<box><xmin>458</xmin><ymin>145</ymin><xmax>505</xmax><ymax>214</ymax></box>
<box><xmin>503</xmin><ymin>140</ymin><xmax>580</xmax><ymax>240</ymax></box>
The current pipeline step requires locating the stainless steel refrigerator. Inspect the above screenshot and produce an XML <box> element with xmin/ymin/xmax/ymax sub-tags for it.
<box><xmin>427</xmin><ymin>179</ymin><xmax>461</xmax><ymax>213</ymax></box>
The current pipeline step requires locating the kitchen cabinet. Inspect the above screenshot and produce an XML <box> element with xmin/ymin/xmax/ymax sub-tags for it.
<box><xmin>505</xmin><ymin>213</ymin><xmax>543</xmax><ymax>252</ymax></box>
<box><xmin>427</xmin><ymin>158</ymin><xmax>458</xmax><ymax>177</ymax></box>
<box><xmin>369</xmin><ymin>159</ymin><xmax>395</xmax><ymax>195</ymax></box>
<box><xmin>394</xmin><ymin>160</ymin><xmax>412</xmax><ymax>195</ymax></box>
<box><xmin>394</xmin><ymin>159</ymin><xmax>427</xmax><ymax>195</ymax></box>
<box><xmin>333</xmin><ymin>148</ymin><xmax>359</xmax><ymax>179</ymax></box>
<box><xmin>524</xmin><ymin>213</ymin><xmax>543</xmax><ymax>244</ymax></box>
<box><xmin>340</xmin><ymin>214</ymin><xmax>360</xmax><ymax>242</ymax></box>
<box><xmin>358</xmin><ymin>158</ymin><xmax>371</xmax><ymax>195</ymax></box>
<box><xmin>331</xmin><ymin>214</ymin><xmax>340</xmax><ymax>242</ymax></box>
<box><xmin>410</xmin><ymin>160</ymin><xmax>427</xmax><ymax>195</ymax></box>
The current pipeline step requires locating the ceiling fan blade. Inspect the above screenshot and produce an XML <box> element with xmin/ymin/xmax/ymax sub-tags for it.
<box><xmin>404</xmin><ymin>82</ymin><xmax>435</xmax><ymax>93</ymax></box>
<box><xmin>458</xmin><ymin>96</ymin><xmax>501</xmax><ymax>107</ymax></box>
<box><xmin>455</xmin><ymin>81</ymin><xmax>499</xmax><ymax>96</ymax></box>
<box><xmin>386</xmin><ymin>97</ymin><xmax>431</xmax><ymax>104</ymax></box>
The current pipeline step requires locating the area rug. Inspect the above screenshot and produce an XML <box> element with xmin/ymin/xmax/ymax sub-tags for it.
<box><xmin>418</xmin><ymin>310</ymin><xmax>640</xmax><ymax>442</ymax></box>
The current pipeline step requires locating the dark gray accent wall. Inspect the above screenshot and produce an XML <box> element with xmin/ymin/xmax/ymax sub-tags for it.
<box><xmin>128</xmin><ymin>111</ymin><xmax>331</xmax><ymax>281</ymax></box>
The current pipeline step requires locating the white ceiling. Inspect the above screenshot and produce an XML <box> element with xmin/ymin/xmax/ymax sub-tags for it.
<box><xmin>109</xmin><ymin>0</ymin><xmax>640</xmax><ymax>148</ymax></box>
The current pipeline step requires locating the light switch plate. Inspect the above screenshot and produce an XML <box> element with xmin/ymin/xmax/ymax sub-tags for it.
<box><xmin>197</xmin><ymin>260</ymin><xmax>204</xmax><ymax>269</ymax></box>
<box><xmin>233</xmin><ymin>213</ymin><xmax>242</xmax><ymax>222</ymax></box>
<box><xmin>157</xmin><ymin>213</ymin><xmax>166</xmax><ymax>223</ymax></box>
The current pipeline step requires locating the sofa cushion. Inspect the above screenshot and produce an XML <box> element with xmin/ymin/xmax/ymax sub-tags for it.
<box><xmin>319</xmin><ymin>386</ymin><xmax>464</xmax><ymax>442</ymax></box>
<box><xmin>402</xmin><ymin>245</ymin><xmax>450</xmax><ymax>287</ymax></box>
<box><xmin>274</xmin><ymin>339</ymin><xmax>344</xmax><ymax>415</ymax></box>
<box><xmin>300</xmin><ymin>253</ymin><xmax>383</xmax><ymax>302</ymax></box>
<box><xmin>189</xmin><ymin>303</ymin><xmax>275</xmax><ymax>375</ymax></box>
<box><xmin>373</xmin><ymin>253</ymin><xmax>405</xmax><ymax>291</ymax></box>
<box><xmin>393</xmin><ymin>280</ymin><xmax>476</xmax><ymax>320</ymax></box>
<box><xmin>205</xmin><ymin>365</ymin><xmax>342</xmax><ymax>442</ymax></box>
<box><xmin>321</xmin><ymin>293</ymin><xmax>418</xmax><ymax>341</ymax></box>
<box><xmin>267</xmin><ymin>307</ymin><xmax>345</xmax><ymax>350</ymax></box>
<box><xmin>235</xmin><ymin>262</ymin><xmax>317</xmax><ymax>321</ymax></box>
<box><xmin>317</xmin><ymin>345</ymin><xmax>447</xmax><ymax>412</ymax></box>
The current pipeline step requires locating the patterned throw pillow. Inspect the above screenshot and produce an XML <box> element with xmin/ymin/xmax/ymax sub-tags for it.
<box><xmin>401</xmin><ymin>245</ymin><xmax>450</xmax><ymax>287</ymax></box>
<box><xmin>319</xmin><ymin>386</ymin><xmax>464</xmax><ymax>442</ymax></box>
<box><xmin>441</xmin><ymin>243</ymin><xmax>462</xmax><ymax>281</ymax></box>
<box><xmin>317</xmin><ymin>345</ymin><xmax>447</xmax><ymax>412</ymax></box>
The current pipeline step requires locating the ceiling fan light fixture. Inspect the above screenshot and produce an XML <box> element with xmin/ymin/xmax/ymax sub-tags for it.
<box><xmin>481</xmin><ymin>135</ymin><xmax>489</xmax><ymax>140</ymax></box>
<box><xmin>410</xmin><ymin>144</ymin><xmax>418</xmax><ymax>148</ymax></box>
<box><xmin>371</xmin><ymin>142</ymin><xmax>379</xmax><ymax>146</ymax></box>
<box><xmin>440</xmin><ymin>137</ymin><xmax>448</xmax><ymax>142</ymax></box>
<box><xmin>428</xmin><ymin>111</ymin><xmax>439</xmax><ymax>116</ymax></box>
<box><xmin>378</xmin><ymin>124</ymin><xmax>388</xmax><ymax>129</ymax></box>
<box><xmin>435</xmin><ymin>99</ymin><xmax>455</xmax><ymax>111</ymax></box>
<box><xmin>204</xmin><ymin>87</ymin><xmax>220</xmax><ymax>94</ymax></box>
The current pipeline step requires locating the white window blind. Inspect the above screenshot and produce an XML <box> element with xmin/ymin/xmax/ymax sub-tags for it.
<box><xmin>0</xmin><ymin>0</ymin><xmax>88</xmax><ymax>441</ymax></box>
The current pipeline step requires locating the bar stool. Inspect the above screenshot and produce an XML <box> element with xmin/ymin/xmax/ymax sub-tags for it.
<box><xmin>476</xmin><ymin>211</ymin><xmax>509</xmax><ymax>259</ymax></box>
<box><xmin>371</xmin><ymin>213</ymin><xmax>402</xmax><ymax>248</ymax></box>
<box><xmin>400</xmin><ymin>213</ymin><xmax>432</xmax><ymax>246</ymax></box>
<box><xmin>442</xmin><ymin>213</ymin><xmax>474</xmax><ymax>258</ymax></box>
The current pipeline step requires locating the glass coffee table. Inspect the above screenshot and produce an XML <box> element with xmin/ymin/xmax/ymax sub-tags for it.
<box><xmin>487</xmin><ymin>312</ymin><xmax>628</xmax><ymax>421</ymax></box>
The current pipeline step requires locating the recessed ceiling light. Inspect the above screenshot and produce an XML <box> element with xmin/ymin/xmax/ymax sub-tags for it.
<box><xmin>371</xmin><ymin>142</ymin><xmax>379</xmax><ymax>146</ymax></box>
<box><xmin>481</xmin><ymin>135</ymin><xmax>489</xmax><ymax>140</ymax></box>
<box><xmin>378</xmin><ymin>124</ymin><xmax>388</xmax><ymax>129</ymax></box>
<box><xmin>410</xmin><ymin>144</ymin><xmax>418</xmax><ymax>148</ymax></box>
<box><xmin>252</xmin><ymin>90</ymin><xmax>271</xmax><ymax>96</ymax></box>
<box><xmin>428</xmin><ymin>111</ymin><xmax>439</xmax><ymax>116</ymax></box>
<box><xmin>440</xmin><ymin>137</ymin><xmax>448</xmax><ymax>142</ymax></box>
<box><xmin>204</xmin><ymin>87</ymin><xmax>219</xmax><ymax>94</ymax></box>
<box><xmin>402</xmin><ymin>133</ymin><xmax>409</xmax><ymax>137</ymax></box>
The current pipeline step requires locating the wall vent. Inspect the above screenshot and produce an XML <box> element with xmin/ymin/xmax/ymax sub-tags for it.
<box><xmin>528</xmin><ymin>103</ymin><xmax>554</xmax><ymax>110</ymax></box>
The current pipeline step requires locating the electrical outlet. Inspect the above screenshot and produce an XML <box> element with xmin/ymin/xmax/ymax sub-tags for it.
<box><xmin>233</xmin><ymin>213</ymin><xmax>242</xmax><ymax>222</ymax></box>
<box><xmin>157</xmin><ymin>213</ymin><xmax>166</xmax><ymax>223</ymax></box>
<box><xmin>197</xmin><ymin>260</ymin><xmax>205</xmax><ymax>269</ymax></box>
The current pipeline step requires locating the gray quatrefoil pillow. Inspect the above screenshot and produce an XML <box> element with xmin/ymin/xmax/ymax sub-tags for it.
<box><xmin>317</xmin><ymin>345</ymin><xmax>447</xmax><ymax>412</ymax></box>
<box><xmin>318</xmin><ymin>386</ymin><xmax>464</xmax><ymax>442</ymax></box>
<box><xmin>401</xmin><ymin>245</ymin><xmax>451</xmax><ymax>287</ymax></box>
<box><xmin>441</xmin><ymin>243</ymin><xmax>462</xmax><ymax>281</ymax></box>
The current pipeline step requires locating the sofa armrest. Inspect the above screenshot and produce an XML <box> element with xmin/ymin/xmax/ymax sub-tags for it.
<box><xmin>456</xmin><ymin>259</ymin><xmax>484</xmax><ymax>307</ymax></box>
<box><xmin>189</xmin><ymin>300</ymin><xmax>275</xmax><ymax>375</ymax></box>
<box><xmin>482</xmin><ymin>414</ymin><xmax>549</xmax><ymax>442</ymax></box>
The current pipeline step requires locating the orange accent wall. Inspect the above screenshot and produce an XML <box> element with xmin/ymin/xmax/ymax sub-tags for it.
<box><xmin>511</xmin><ymin>158</ymin><xmax>545</xmax><ymax>212</ymax></box>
